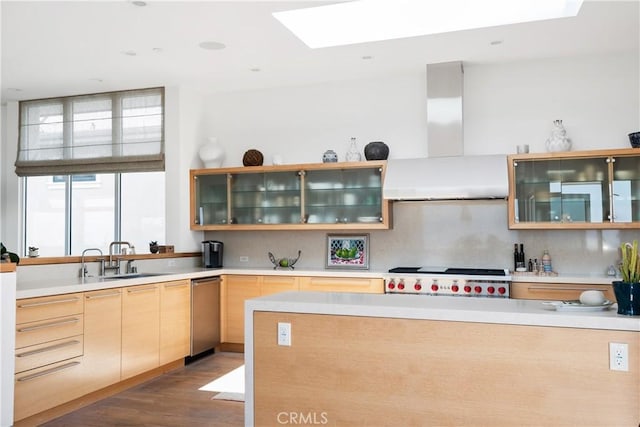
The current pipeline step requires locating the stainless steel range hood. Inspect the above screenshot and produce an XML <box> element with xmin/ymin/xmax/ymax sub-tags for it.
<box><xmin>382</xmin><ymin>61</ymin><xmax>508</xmax><ymax>200</ymax></box>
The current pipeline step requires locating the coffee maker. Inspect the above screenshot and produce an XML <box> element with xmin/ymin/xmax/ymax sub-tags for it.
<box><xmin>202</xmin><ymin>240</ymin><xmax>223</xmax><ymax>268</ymax></box>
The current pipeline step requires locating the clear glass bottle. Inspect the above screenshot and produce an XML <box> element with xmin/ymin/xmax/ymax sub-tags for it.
<box><xmin>346</xmin><ymin>137</ymin><xmax>362</xmax><ymax>162</ymax></box>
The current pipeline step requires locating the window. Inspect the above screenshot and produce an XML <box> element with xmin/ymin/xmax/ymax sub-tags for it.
<box><xmin>24</xmin><ymin>172</ymin><xmax>165</xmax><ymax>256</ymax></box>
<box><xmin>18</xmin><ymin>88</ymin><xmax>166</xmax><ymax>256</ymax></box>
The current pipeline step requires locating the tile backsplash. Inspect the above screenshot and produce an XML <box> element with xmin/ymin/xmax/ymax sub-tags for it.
<box><xmin>208</xmin><ymin>200</ymin><xmax>638</xmax><ymax>275</ymax></box>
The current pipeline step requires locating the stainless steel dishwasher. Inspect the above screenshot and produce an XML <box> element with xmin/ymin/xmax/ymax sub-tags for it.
<box><xmin>190</xmin><ymin>276</ymin><xmax>221</xmax><ymax>357</ymax></box>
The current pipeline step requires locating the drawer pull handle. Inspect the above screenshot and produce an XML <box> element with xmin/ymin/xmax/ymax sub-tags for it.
<box><xmin>16</xmin><ymin>340</ymin><xmax>80</xmax><ymax>358</ymax></box>
<box><xmin>127</xmin><ymin>286</ymin><xmax>157</xmax><ymax>293</ymax></box>
<box><xmin>17</xmin><ymin>317</ymin><xmax>79</xmax><ymax>333</ymax></box>
<box><xmin>527</xmin><ymin>286</ymin><xmax>604</xmax><ymax>292</ymax></box>
<box><xmin>164</xmin><ymin>282</ymin><xmax>188</xmax><ymax>289</ymax></box>
<box><xmin>16</xmin><ymin>361</ymin><xmax>81</xmax><ymax>382</ymax></box>
<box><xmin>18</xmin><ymin>297</ymin><xmax>80</xmax><ymax>308</ymax></box>
<box><xmin>85</xmin><ymin>291</ymin><xmax>121</xmax><ymax>300</ymax></box>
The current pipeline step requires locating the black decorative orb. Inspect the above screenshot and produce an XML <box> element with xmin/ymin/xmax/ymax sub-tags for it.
<box><xmin>364</xmin><ymin>141</ymin><xmax>389</xmax><ymax>160</ymax></box>
<box><xmin>629</xmin><ymin>132</ymin><xmax>640</xmax><ymax>148</ymax></box>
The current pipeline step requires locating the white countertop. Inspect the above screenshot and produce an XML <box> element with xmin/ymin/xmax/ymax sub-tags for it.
<box><xmin>15</xmin><ymin>264</ymin><xmax>620</xmax><ymax>299</ymax></box>
<box><xmin>245</xmin><ymin>291</ymin><xmax>640</xmax><ymax>332</ymax></box>
<box><xmin>15</xmin><ymin>267</ymin><xmax>384</xmax><ymax>299</ymax></box>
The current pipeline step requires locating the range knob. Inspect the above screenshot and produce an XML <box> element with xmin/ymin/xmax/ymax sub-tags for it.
<box><xmin>451</xmin><ymin>284</ymin><xmax>459</xmax><ymax>293</ymax></box>
<box><xmin>498</xmin><ymin>287</ymin><xmax>507</xmax><ymax>295</ymax></box>
<box><xmin>487</xmin><ymin>286</ymin><xmax>495</xmax><ymax>294</ymax></box>
<box><xmin>474</xmin><ymin>285</ymin><xmax>482</xmax><ymax>294</ymax></box>
<box><xmin>463</xmin><ymin>285</ymin><xmax>471</xmax><ymax>293</ymax></box>
<box><xmin>414</xmin><ymin>280</ymin><xmax>422</xmax><ymax>291</ymax></box>
<box><xmin>431</xmin><ymin>283</ymin><xmax>439</xmax><ymax>292</ymax></box>
<box><xmin>387</xmin><ymin>280</ymin><xmax>395</xmax><ymax>290</ymax></box>
<box><xmin>398</xmin><ymin>280</ymin><xmax>405</xmax><ymax>290</ymax></box>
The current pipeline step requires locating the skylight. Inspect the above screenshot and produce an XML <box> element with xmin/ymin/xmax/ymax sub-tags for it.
<box><xmin>273</xmin><ymin>0</ymin><xmax>584</xmax><ymax>49</ymax></box>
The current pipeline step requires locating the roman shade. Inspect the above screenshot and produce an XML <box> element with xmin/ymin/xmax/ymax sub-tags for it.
<box><xmin>15</xmin><ymin>87</ymin><xmax>164</xmax><ymax>176</ymax></box>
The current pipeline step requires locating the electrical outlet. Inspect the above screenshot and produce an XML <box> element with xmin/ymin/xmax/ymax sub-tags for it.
<box><xmin>277</xmin><ymin>322</ymin><xmax>291</xmax><ymax>346</ymax></box>
<box><xmin>609</xmin><ymin>342</ymin><xmax>629</xmax><ymax>371</ymax></box>
<box><xmin>239</xmin><ymin>256</ymin><xmax>249</xmax><ymax>263</ymax></box>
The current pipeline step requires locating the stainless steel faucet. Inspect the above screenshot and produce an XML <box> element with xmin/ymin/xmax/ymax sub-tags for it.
<box><xmin>80</xmin><ymin>248</ymin><xmax>104</xmax><ymax>278</ymax></box>
<box><xmin>106</xmin><ymin>241</ymin><xmax>132</xmax><ymax>275</ymax></box>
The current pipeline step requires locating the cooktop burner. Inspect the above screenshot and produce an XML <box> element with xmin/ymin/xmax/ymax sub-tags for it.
<box><xmin>388</xmin><ymin>267</ymin><xmax>508</xmax><ymax>276</ymax></box>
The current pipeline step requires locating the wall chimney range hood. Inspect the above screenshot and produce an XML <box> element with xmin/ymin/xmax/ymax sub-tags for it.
<box><xmin>382</xmin><ymin>61</ymin><xmax>508</xmax><ymax>200</ymax></box>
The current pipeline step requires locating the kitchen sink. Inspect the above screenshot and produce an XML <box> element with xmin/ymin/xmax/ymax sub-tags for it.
<box><xmin>100</xmin><ymin>272</ymin><xmax>168</xmax><ymax>280</ymax></box>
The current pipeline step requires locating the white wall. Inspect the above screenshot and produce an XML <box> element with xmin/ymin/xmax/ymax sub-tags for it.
<box><xmin>2</xmin><ymin>51</ymin><xmax>639</xmax><ymax>271</ymax></box>
<box><xmin>201</xmin><ymin>51</ymin><xmax>640</xmax><ymax>274</ymax></box>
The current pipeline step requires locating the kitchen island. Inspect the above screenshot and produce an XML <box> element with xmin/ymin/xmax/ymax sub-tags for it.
<box><xmin>245</xmin><ymin>292</ymin><xmax>639</xmax><ymax>427</ymax></box>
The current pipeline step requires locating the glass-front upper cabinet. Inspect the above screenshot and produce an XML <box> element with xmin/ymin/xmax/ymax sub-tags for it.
<box><xmin>508</xmin><ymin>148</ymin><xmax>640</xmax><ymax>229</ymax></box>
<box><xmin>190</xmin><ymin>161</ymin><xmax>391</xmax><ymax>230</ymax></box>
<box><xmin>229</xmin><ymin>170</ymin><xmax>301</xmax><ymax>225</ymax></box>
<box><xmin>192</xmin><ymin>173</ymin><xmax>228</xmax><ymax>226</ymax></box>
<box><xmin>303</xmin><ymin>165</ymin><xmax>384</xmax><ymax>225</ymax></box>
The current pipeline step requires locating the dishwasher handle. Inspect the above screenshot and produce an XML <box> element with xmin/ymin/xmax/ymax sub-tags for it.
<box><xmin>192</xmin><ymin>277</ymin><xmax>220</xmax><ymax>286</ymax></box>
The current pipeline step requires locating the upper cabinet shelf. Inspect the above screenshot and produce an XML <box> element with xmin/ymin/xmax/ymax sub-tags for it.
<box><xmin>190</xmin><ymin>161</ymin><xmax>392</xmax><ymax>230</ymax></box>
<box><xmin>508</xmin><ymin>148</ymin><xmax>640</xmax><ymax>229</ymax></box>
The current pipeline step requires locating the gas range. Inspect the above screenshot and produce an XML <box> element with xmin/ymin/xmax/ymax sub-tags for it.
<box><xmin>385</xmin><ymin>267</ymin><xmax>511</xmax><ymax>298</ymax></box>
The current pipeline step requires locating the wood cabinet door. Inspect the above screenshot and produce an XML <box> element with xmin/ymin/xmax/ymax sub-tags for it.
<box><xmin>159</xmin><ymin>280</ymin><xmax>191</xmax><ymax>365</ymax></box>
<box><xmin>221</xmin><ymin>275</ymin><xmax>260</xmax><ymax>344</ymax></box>
<box><xmin>261</xmin><ymin>276</ymin><xmax>299</xmax><ymax>296</ymax></box>
<box><xmin>510</xmin><ymin>282</ymin><xmax>616</xmax><ymax>302</ymax></box>
<box><xmin>121</xmin><ymin>285</ymin><xmax>160</xmax><ymax>380</ymax></box>
<box><xmin>82</xmin><ymin>288</ymin><xmax>122</xmax><ymax>394</ymax></box>
<box><xmin>299</xmin><ymin>277</ymin><xmax>384</xmax><ymax>293</ymax></box>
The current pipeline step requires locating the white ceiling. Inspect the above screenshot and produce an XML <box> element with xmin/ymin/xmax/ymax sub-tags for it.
<box><xmin>2</xmin><ymin>0</ymin><xmax>638</xmax><ymax>104</ymax></box>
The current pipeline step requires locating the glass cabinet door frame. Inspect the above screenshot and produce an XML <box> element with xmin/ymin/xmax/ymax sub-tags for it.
<box><xmin>190</xmin><ymin>161</ymin><xmax>392</xmax><ymax>230</ymax></box>
<box><xmin>508</xmin><ymin>148</ymin><xmax>640</xmax><ymax>229</ymax></box>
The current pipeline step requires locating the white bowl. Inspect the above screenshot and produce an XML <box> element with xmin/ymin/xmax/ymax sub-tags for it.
<box><xmin>579</xmin><ymin>290</ymin><xmax>606</xmax><ymax>306</ymax></box>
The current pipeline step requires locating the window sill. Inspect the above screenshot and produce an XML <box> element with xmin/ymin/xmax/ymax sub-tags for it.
<box><xmin>18</xmin><ymin>252</ymin><xmax>201</xmax><ymax>266</ymax></box>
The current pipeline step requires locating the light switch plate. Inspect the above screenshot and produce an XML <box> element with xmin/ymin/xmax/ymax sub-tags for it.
<box><xmin>609</xmin><ymin>342</ymin><xmax>629</xmax><ymax>371</ymax></box>
<box><xmin>278</xmin><ymin>322</ymin><xmax>291</xmax><ymax>346</ymax></box>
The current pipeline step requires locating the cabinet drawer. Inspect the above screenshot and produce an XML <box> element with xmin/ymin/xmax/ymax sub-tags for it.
<box><xmin>14</xmin><ymin>356</ymin><xmax>84</xmax><ymax>422</ymax></box>
<box><xmin>299</xmin><ymin>277</ymin><xmax>384</xmax><ymax>293</ymax></box>
<box><xmin>511</xmin><ymin>282</ymin><xmax>616</xmax><ymax>302</ymax></box>
<box><xmin>16</xmin><ymin>293</ymin><xmax>83</xmax><ymax>324</ymax></box>
<box><xmin>15</xmin><ymin>335</ymin><xmax>83</xmax><ymax>374</ymax></box>
<box><xmin>16</xmin><ymin>315</ymin><xmax>84</xmax><ymax>349</ymax></box>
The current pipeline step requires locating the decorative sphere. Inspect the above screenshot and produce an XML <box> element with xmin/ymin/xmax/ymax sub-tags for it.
<box><xmin>364</xmin><ymin>141</ymin><xmax>389</xmax><ymax>160</ymax></box>
<box><xmin>243</xmin><ymin>149</ymin><xmax>264</xmax><ymax>166</ymax></box>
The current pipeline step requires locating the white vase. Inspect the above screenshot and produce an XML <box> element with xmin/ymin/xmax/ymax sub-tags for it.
<box><xmin>199</xmin><ymin>137</ymin><xmax>225</xmax><ymax>168</ymax></box>
<box><xmin>545</xmin><ymin>120</ymin><xmax>572</xmax><ymax>152</ymax></box>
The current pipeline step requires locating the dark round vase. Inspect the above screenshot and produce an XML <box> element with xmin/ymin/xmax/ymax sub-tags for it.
<box><xmin>364</xmin><ymin>141</ymin><xmax>389</xmax><ymax>160</ymax></box>
<box><xmin>612</xmin><ymin>281</ymin><xmax>640</xmax><ymax>316</ymax></box>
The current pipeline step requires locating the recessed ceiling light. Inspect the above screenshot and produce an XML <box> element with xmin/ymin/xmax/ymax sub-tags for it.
<box><xmin>122</xmin><ymin>50</ymin><xmax>137</xmax><ymax>56</ymax></box>
<box><xmin>490</xmin><ymin>40</ymin><xmax>503</xmax><ymax>46</ymax></box>
<box><xmin>362</xmin><ymin>55</ymin><xmax>373</xmax><ymax>60</ymax></box>
<box><xmin>273</xmin><ymin>0</ymin><xmax>584</xmax><ymax>48</ymax></box>
<box><xmin>152</xmin><ymin>47</ymin><xmax>163</xmax><ymax>53</ymax></box>
<box><xmin>250</xmin><ymin>68</ymin><xmax>261</xmax><ymax>72</ymax></box>
<box><xmin>89</xmin><ymin>78</ymin><xmax>103</xmax><ymax>83</ymax></box>
<box><xmin>199</xmin><ymin>41</ymin><xmax>226</xmax><ymax>50</ymax></box>
<box><xmin>131</xmin><ymin>1</ymin><xmax>147</xmax><ymax>6</ymax></box>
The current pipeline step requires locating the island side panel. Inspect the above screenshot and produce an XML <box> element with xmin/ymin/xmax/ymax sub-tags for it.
<box><xmin>253</xmin><ymin>312</ymin><xmax>639</xmax><ymax>427</ymax></box>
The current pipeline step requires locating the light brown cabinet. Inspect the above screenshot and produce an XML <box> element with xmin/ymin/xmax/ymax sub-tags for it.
<box><xmin>121</xmin><ymin>284</ymin><xmax>160</xmax><ymax>380</ymax></box>
<box><xmin>510</xmin><ymin>281</ymin><xmax>616</xmax><ymax>302</ymax></box>
<box><xmin>299</xmin><ymin>276</ymin><xmax>384</xmax><ymax>293</ymax></box>
<box><xmin>508</xmin><ymin>148</ymin><xmax>640</xmax><ymax>229</ymax></box>
<box><xmin>190</xmin><ymin>161</ymin><xmax>392</xmax><ymax>231</ymax></box>
<box><xmin>159</xmin><ymin>280</ymin><xmax>191</xmax><ymax>365</ymax></box>
<box><xmin>14</xmin><ymin>293</ymin><xmax>85</xmax><ymax>421</ymax></box>
<box><xmin>82</xmin><ymin>288</ymin><xmax>122</xmax><ymax>394</ymax></box>
<box><xmin>221</xmin><ymin>275</ymin><xmax>261</xmax><ymax>344</ymax></box>
<box><xmin>221</xmin><ymin>274</ymin><xmax>383</xmax><ymax>346</ymax></box>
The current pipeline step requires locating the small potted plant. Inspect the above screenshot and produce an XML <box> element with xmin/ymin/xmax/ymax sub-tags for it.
<box><xmin>613</xmin><ymin>240</ymin><xmax>640</xmax><ymax>315</ymax></box>
<box><xmin>149</xmin><ymin>241</ymin><xmax>159</xmax><ymax>254</ymax></box>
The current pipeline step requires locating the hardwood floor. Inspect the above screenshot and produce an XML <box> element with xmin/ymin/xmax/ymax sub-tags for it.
<box><xmin>42</xmin><ymin>352</ymin><xmax>244</xmax><ymax>427</ymax></box>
